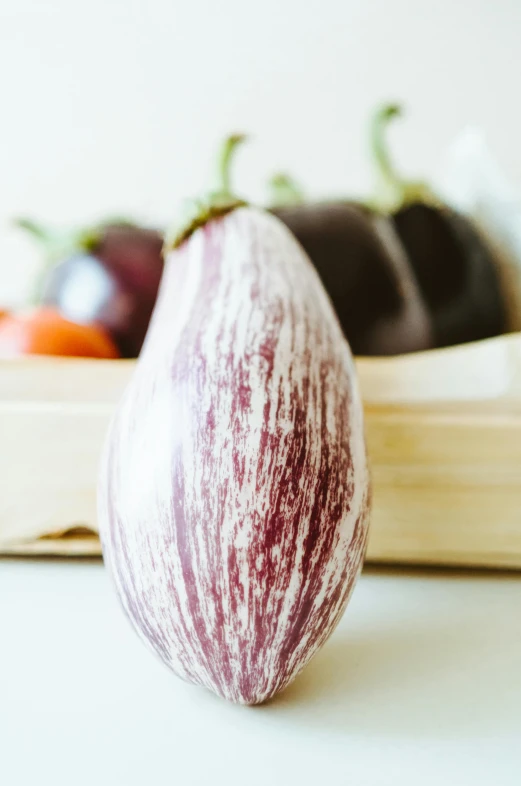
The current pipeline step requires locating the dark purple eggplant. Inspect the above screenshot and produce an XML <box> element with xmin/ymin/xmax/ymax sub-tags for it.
<box><xmin>370</xmin><ymin>104</ymin><xmax>507</xmax><ymax>347</ymax></box>
<box><xmin>17</xmin><ymin>219</ymin><xmax>164</xmax><ymax>358</ymax></box>
<box><xmin>270</xmin><ymin>178</ymin><xmax>434</xmax><ymax>356</ymax></box>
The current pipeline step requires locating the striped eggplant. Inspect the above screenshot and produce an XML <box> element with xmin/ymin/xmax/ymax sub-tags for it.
<box><xmin>98</xmin><ymin>137</ymin><xmax>371</xmax><ymax>705</ymax></box>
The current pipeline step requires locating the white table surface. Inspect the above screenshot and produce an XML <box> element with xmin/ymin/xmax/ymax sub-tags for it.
<box><xmin>1</xmin><ymin>560</ymin><xmax>520</xmax><ymax>786</ymax></box>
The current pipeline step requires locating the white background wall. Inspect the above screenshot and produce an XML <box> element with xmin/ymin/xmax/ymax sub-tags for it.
<box><xmin>1</xmin><ymin>0</ymin><xmax>520</xmax><ymax>303</ymax></box>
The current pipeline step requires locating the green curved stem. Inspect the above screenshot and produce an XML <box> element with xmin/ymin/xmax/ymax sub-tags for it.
<box><xmin>14</xmin><ymin>218</ymin><xmax>55</xmax><ymax>245</ymax></box>
<box><xmin>166</xmin><ymin>134</ymin><xmax>248</xmax><ymax>250</ymax></box>
<box><xmin>268</xmin><ymin>173</ymin><xmax>305</xmax><ymax>208</ymax></box>
<box><xmin>369</xmin><ymin>102</ymin><xmax>436</xmax><ymax>212</ymax></box>
<box><xmin>370</xmin><ymin>104</ymin><xmax>404</xmax><ymax>203</ymax></box>
<box><xmin>217</xmin><ymin>134</ymin><xmax>247</xmax><ymax>195</ymax></box>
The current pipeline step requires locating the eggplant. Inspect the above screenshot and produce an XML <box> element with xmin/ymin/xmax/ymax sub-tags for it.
<box><xmin>98</xmin><ymin>136</ymin><xmax>371</xmax><ymax>705</ymax></box>
<box><xmin>370</xmin><ymin>104</ymin><xmax>507</xmax><ymax>347</ymax></box>
<box><xmin>17</xmin><ymin>219</ymin><xmax>164</xmax><ymax>357</ymax></box>
<box><xmin>272</xmin><ymin>195</ymin><xmax>433</xmax><ymax>356</ymax></box>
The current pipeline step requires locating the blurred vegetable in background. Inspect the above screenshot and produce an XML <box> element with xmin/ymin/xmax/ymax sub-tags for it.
<box><xmin>0</xmin><ymin>307</ymin><xmax>119</xmax><ymax>358</ymax></box>
<box><xmin>370</xmin><ymin>104</ymin><xmax>507</xmax><ymax>347</ymax></box>
<box><xmin>271</xmin><ymin>103</ymin><xmax>508</xmax><ymax>356</ymax></box>
<box><xmin>270</xmin><ymin>180</ymin><xmax>434</xmax><ymax>356</ymax></box>
<box><xmin>16</xmin><ymin>219</ymin><xmax>164</xmax><ymax>357</ymax></box>
<box><xmin>0</xmin><ymin>102</ymin><xmax>512</xmax><ymax>362</ymax></box>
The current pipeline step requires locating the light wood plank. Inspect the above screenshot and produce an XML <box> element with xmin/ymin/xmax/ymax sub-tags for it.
<box><xmin>2</xmin><ymin>334</ymin><xmax>521</xmax><ymax>567</ymax></box>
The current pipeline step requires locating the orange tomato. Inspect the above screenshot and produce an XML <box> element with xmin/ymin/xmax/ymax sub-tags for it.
<box><xmin>0</xmin><ymin>307</ymin><xmax>120</xmax><ymax>359</ymax></box>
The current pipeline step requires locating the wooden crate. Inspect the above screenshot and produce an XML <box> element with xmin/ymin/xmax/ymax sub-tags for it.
<box><xmin>2</xmin><ymin>334</ymin><xmax>521</xmax><ymax>568</ymax></box>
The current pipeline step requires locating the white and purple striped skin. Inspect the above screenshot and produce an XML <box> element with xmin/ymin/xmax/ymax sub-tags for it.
<box><xmin>98</xmin><ymin>207</ymin><xmax>371</xmax><ymax>705</ymax></box>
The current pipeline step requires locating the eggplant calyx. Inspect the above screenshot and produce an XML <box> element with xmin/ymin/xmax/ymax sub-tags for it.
<box><xmin>369</xmin><ymin>102</ymin><xmax>439</xmax><ymax>213</ymax></box>
<box><xmin>268</xmin><ymin>173</ymin><xmax>306</xmax><ymax>208</ymax></box>
<box><xmin>165</xmin><ymin>134</ymin><xmax>248</xmax><ymax>251</ymax></box>
<box><xmin>76</xmin><ymin>218</ymin><xmax>139</xmax><ymax>252</ymax></box>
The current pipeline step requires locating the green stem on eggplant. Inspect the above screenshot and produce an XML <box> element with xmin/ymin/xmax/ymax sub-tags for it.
<box><xmin>15</xmin><ymin>218</ymin><xmax>55</xmax><ymax>246</ymax></box>
<box><xmin>217</xmin><ymin>134</ymin><xmax>246</xmax><ymax>196</ymax></box>
<box><xmin>268</xmin><ymin>174</ymin><xmax>306</xmax><ymax>208</ymax></box>
<box><xmin>369</xmin><ymin>103</ymin><xmax>437</xmax><ymax>213</ymax></box>
<box><xmin>166</xmin><ymin>134</ymin><xmax>248</xmax><ymax>251</ymax></box>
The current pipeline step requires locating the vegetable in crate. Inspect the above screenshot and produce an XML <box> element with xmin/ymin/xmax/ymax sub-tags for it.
<box><xmin>98</xmin><ymin>136</ymin><xmax>371</xmax><ymax>705</ymax></box>
<box><xmin>370</xmin><ymin>104</ymin><xmax>507</xmax><ymax>347</ymax></box>
<box><xmin>0</xmin><ymin>306</ymin><xmax>119</xmax><ymax>358</ymax></box>
<box><xmin>271</xmin><ymin>177</ymin><xmax>433</xmax><ymax>356</ymax></box>
<box><xmin>17</xmin><ymin>219</ymin><xmax>164</xmax><ymax>357</ymax></box>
